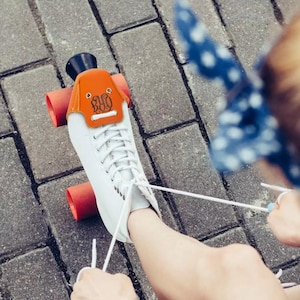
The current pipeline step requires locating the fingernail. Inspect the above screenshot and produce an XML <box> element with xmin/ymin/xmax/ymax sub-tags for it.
<box><xmin>267</xmin><ymin>203</ymin><xmax>275</xmax><ymax>212</ymax></box>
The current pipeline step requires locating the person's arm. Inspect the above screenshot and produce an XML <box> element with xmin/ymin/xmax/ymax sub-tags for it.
<box><xmin>267</xmin><ymin>190</ymin><xmax>300</xmax><ymax>247</ymax></box>
<box><xmin>71</xmin><ymin>268</ymin><xmax>138</xmax><ymax>300</ymax></box>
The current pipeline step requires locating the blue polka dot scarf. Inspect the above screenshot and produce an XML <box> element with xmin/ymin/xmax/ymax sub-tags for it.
<box><xmin>175</xmin><ymin>0</ymin><xmax>300</xmax><ymax>187</ymax></box>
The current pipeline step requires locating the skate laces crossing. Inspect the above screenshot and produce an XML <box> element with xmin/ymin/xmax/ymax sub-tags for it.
<box><xmin>76</xmin><ymin>181</ymin><xmax>134</xmax><ymax>280</ymax></box>
<box><xmin>92</xmin><ymin>122</ymin><xmax>139</xmax><ymax>195</ymax></box>
<box><xmin>102</xmin><ymin>180</ymin><xmax>134</xmax><ymax>272</ymax></box>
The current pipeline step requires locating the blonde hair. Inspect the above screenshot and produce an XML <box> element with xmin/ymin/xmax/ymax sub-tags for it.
<box><xmin>261</xmin><ymin>13</ymin><xmax>300</xmax><ymax>156</ymax></box>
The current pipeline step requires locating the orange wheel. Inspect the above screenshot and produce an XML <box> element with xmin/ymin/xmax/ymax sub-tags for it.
<box><xmin>45</xmin><ymin>87</ymin><xmax>73</xmax><ymax>127</ymax></box>
<box><xmin>66</xmin><ymin>182</ymin><xmax>98</xmax><ymax>221</ymax></box>
<box><xmin>112</xmin><ymin>73</ymin><xmax>131</xmax><ymax>107</ymax></box>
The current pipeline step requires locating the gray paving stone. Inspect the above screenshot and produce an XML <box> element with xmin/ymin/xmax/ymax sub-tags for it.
<box><xmin>276</xmin><ymin>0</ymin><xmax>300</xmax><ymax>22</ymax></box>
<box><xmin>2</xmin><ymin>65</ymin><xmax>80</xmax><ymax>182</ymax></box>
<box><xmin>0</xmin><ymin>93</ymin><xmax>13</xmax><ymax>136</ymax></box>
<box><xmin>280</xmin><ymin>263</ymin><xmax>300</xmax><ymax>286</ymax></box>
<box><xmin>154</xmin><ymin>190</ymin><xmax>180</xmax><ymax>231</ymax></box>
<box><xmin>1</xmin><ymin>0</ymin><xmax>300</xmax><ymax>298</ymax></box>
<box><xmin>0</xmin><ymin>247</ymin><xmax>69</xmax><ymax>300</ymax></box>
<box><xmin>225</xmin><ymin>166</ymin><xmax>300</xmax><ymax>268</ymax></box>
<box><xmin>204</xmin><ymin>227</ymin><xmax>249</xmax><ymax>247</ymax></box>
<box><xmin>0</xmin><ymin>0</ymin><xmax>48</xmax><ymax>73</ymax></box>
<box><xmin>224</xmin><ymin>164</ymin><xmax>268</xmax><ymax>207</ymax></box>
<box><xmin>95</xmin><ymin>0</ymin><xmax>157</xmax><ymax>34</ymax></box>
<box><xmin>0</xmin><ymin>138</ymin><xmax>48</xmax><ymax>257</ymax></box>
<box><xmin>216</xmin><ymin>0</ymin><xmax>279</xmax><ymax>69</ymax></box>
<box><xmin>156</xmin><ymin>0</ymin><xmax>231</xmax><ymax>62</ymax></box>
<box><xmin>147</xmin><ymin>123</ymin><xmax>238</xmax><ymax>238</ymax></box>
<box><xmin>35</xmin><ymin>0</ymin><xmax>116</xmax><ymax>85</ymax></box>
<box><xmin>184</xmin><ymin>64</ymin><xmax>225</xmax><ymax>137</ymax></box>
<box><xmin>111</xmin><ymin>23</ymin><xmax>195</xmax><ymax>133</ymax></box>
<box><xmin>244</xmin><ymin>211</ymin><xmax>300</xmax><ymax>268</ymax></box>
<box><xmin>38</xmin><ymin>172</ymin><xmax>128</xmax><ymax>284</ymax></box>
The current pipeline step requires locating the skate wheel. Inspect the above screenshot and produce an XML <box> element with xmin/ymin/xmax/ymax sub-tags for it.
<box><xmin>112</xmin><ymin>73</ymin><xmax>131</xmax><ymax>107</ymax></box>
<box><xmin>45</xmin><ymin>87</ymin><xmax>73</xmax><ymax>127</ymax></box>
<box><xmin>66</xmin><ymin>182</ymin><xmax>98</xmax><ymax>221</ymax></box>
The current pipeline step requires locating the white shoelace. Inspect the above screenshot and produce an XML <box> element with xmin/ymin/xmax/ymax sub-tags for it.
<box><xmin>92</xmin><ymin>119</ymin><xmax>139</xmax><ymax>197</ymax></box>
<box><xmin>137</xmin><ymin>182</ymin><xmax>269</xmax><ymax>212</ymax></box>
<box><xmin>91</xmin><ymin>117</ymin><xmax>145</xmax><ymax>271</ymax></box>
<box><xmin>76</xmin><ymin>181</ymin><xmax>134</xmax><ymax>281</ymax></box>
<box><xmin>102</xmin><ymin>180</ymin><xmax>134</xmax><ymax>272</ymax></box>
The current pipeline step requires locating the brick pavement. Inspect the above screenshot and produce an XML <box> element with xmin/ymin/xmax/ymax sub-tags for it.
<box><xmin>0</xmin><ymin>0</ymin><xmax>300</xmax><ymax>299</ymax></box>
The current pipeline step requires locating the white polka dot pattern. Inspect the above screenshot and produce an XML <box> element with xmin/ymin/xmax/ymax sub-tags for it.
<box><xmin>175</xmin><ymin>0</ymin><xmax>300</xmax><ymax>187</ymax></box>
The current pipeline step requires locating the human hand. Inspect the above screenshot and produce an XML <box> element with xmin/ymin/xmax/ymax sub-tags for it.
<box><xmin>71</xmin><ymin>268</ymin><xmax>138</xmax><ymax>300</ymax></box>
<box><xmin>267</xmin><ymin>190</ymin><xmax>300</xmax><ymax>247</ymax></box>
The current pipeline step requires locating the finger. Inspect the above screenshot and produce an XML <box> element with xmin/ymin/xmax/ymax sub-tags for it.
<box><xmin>267</xmin><ymin>209</ymin><xmax>280</xmax><ymax>232</ymax></box>
<box><xmin>76</xmin><ymin>267</ymin><xmax>91</xmax><ymax>282</ymax></box>
<box><xmin>71</xmin><ymin>282</ymin><xmax>80</xmax><ymax>296</ymax></box>
<box><xmin>267</xmin><ymin>191</ymin><xmax>292</xmax><ymax>212</ymax></box>
<box><xmin>275</xmin><ymin>191</ymin><xmax>290</xmax><ymax>206</ymax></box>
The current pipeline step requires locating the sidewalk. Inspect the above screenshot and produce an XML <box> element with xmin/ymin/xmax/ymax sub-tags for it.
<box><xmin>0</xmin><ymin>0</ymin><xmax>300</xmax><ymax>299</ymax></box>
